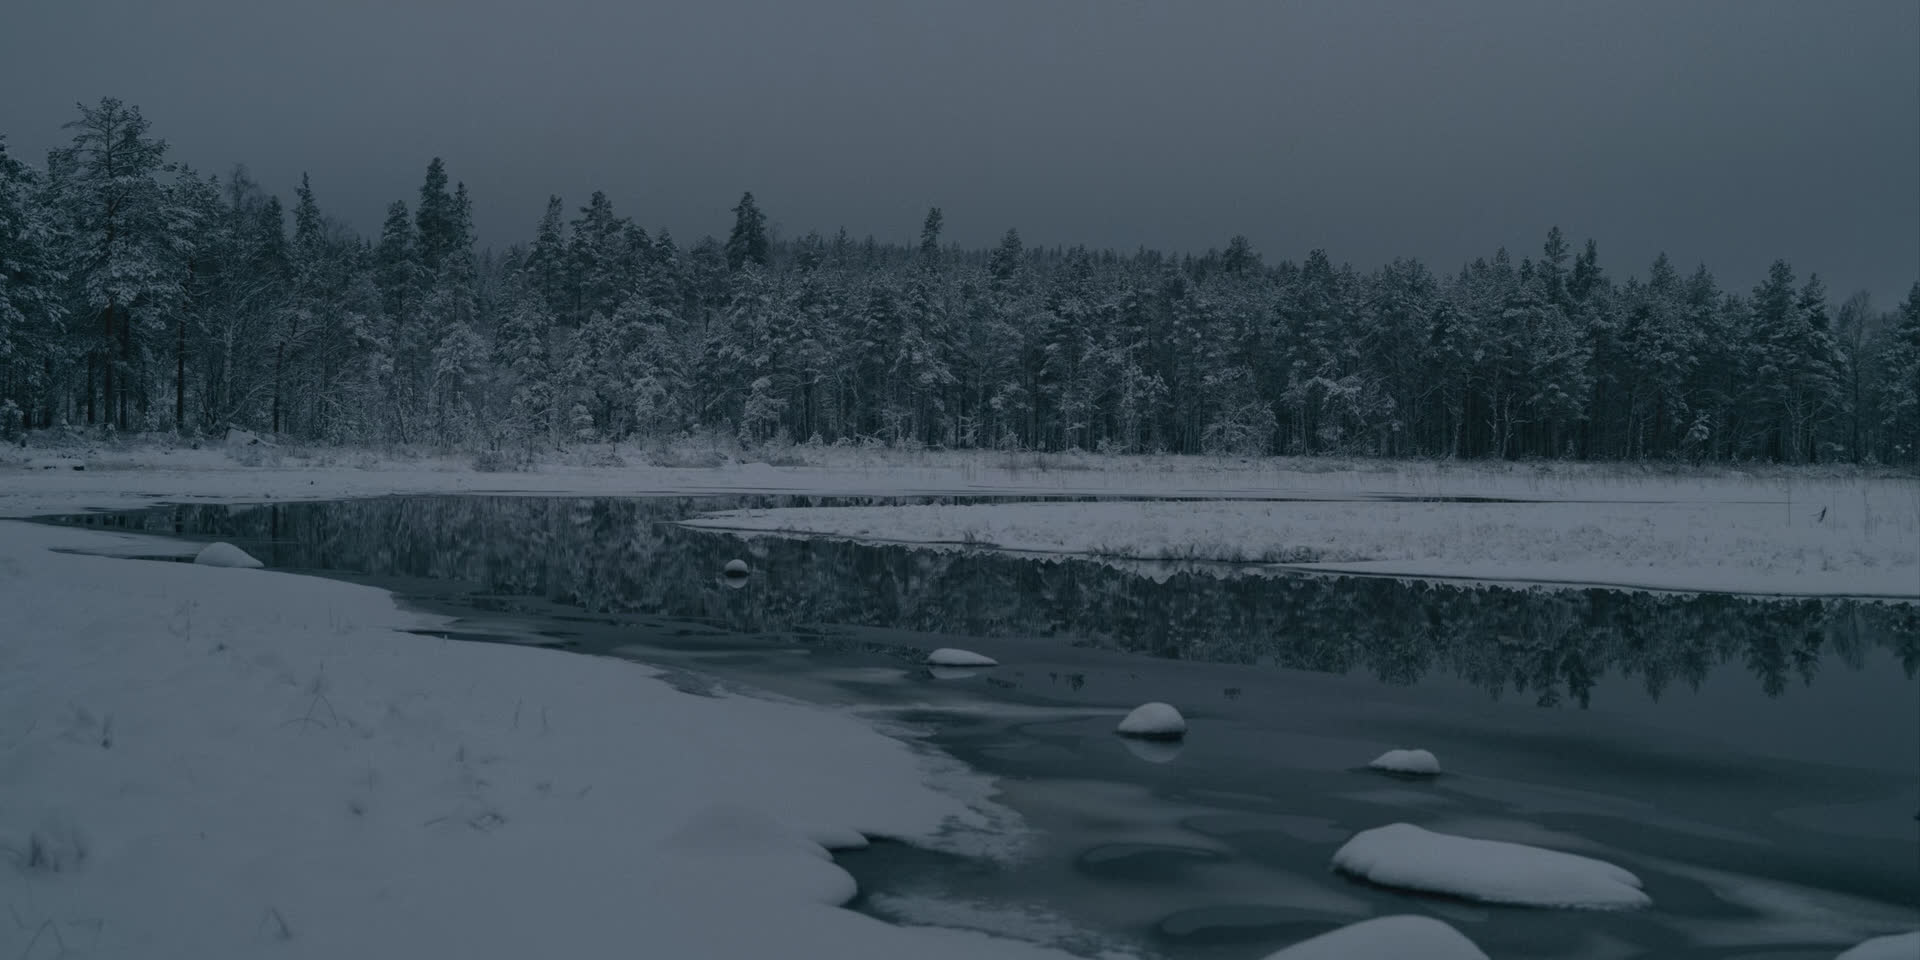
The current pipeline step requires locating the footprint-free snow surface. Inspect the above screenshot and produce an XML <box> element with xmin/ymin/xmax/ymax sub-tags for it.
<box><xmin>927</xmin><ymin>648</ymin><xmax>999</xmax><ymax>667</ymax></box>
<box><xmin>1836</xmin><ymin>931</ymin><xmax>1920</xmax><ymax>960</ymax></box>
<box><xmin>1331</xmin><ymin>823</ymin><xmax>1651</xmax><ymax>910</ymax></box>
<box><xmin>1367</xmin><ymin>748</ymin><xmax>1441</xmax><ymax>776</ymax></box>
<box><xmin>1115</xmin><ymin>702</ymin><xmax>1187</xmax><ymax>739</ymax></box>
<box><xmin>1259</xmin><ymin>915</ymin><xmax>1489</xmax><ymax>960</ymax></box>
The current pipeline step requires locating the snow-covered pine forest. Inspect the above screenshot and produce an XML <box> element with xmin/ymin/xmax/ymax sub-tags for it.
<box><xmin>2</xmin><ymin>99</ymin><xmax>1917</xmax><ymax>464</ymax></box>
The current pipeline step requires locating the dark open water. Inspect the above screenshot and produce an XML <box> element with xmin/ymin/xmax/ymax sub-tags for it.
<box><xmin>42</xmin><ymin>495</ymin><xmax>1920</xmax><ymax>959</ymax></box>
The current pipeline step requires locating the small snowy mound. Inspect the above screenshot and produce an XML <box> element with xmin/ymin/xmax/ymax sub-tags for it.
<box><xmin>1261</xmin><ymin>916</ymin><xmax>1488</xmax><ymax>960</ymax></box>
<box><xmin>926</xmin><ymin>648</ymin><xmax>997</xmax><ymax>668</ymax></box>
<box><xmin>1369</xmin><ymin>748</ymin><xmax>1441</xmax><ymax>776</ymax></box>
<box><xmin>1332</xmin><ymin>823</ymin><xmax>1649</xmax><ymax>910</ymax></box>
<box><xmin>723</xmin><ymin>558</ymin><xmax>750</xmax><ymax>576</ymax></box>
<box><xmin>1116</xmin><ymin>702</ymin><xmax>1186</xmax><ymax>740</ymax></box>
<box><xmin>1838</xmin><ymin>931</ymin><xmax>1920</xmax><ymax>960</ymax></box>
<box><xmin>193</xmin><ymin>542</ymin><xmax>263</xmax><ymax>569</ymax></box>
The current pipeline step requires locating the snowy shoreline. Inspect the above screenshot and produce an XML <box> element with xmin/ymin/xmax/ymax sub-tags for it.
<box><xmin>680</xmin><ymin>495</ymin><xmax>1920</xmax><ymax>600</ymax></box>
<box><xmin>0</xmin><ymin>473</ymin><xmax>1116</xmax><ymax>958</ymax></box>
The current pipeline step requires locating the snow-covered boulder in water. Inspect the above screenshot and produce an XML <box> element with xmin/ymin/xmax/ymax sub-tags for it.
<box><xmin>1260</xmin><ymin>915</ymin><xmax>1488</xmax><ymax>960</ymax></box>
<box><xmin>1368</xmin><ymin>748</ymin><xmax>1441</xmax><ymax>776</ymax></box>
<box><xmin>1116</xmin><ymin>702</ymin><xmax>1186</xmax><ymax>740</ymax></box>
<box><xmin>1837</xmin><ymin>932</ymin><xmax>1920</xmax><ymax>960</ymax></box>
<box><xmin>194</xmin><ymin>542</ymin><xmax>263</xmax><ymax>569</ymax></box>
<box><xmin>926</xmin><ymin>648</ymin><xmax>997</xmax><ymax>667</ymax></box>
<box><xmin>723</xmin><ymin>558</ymin><xmax>750</xmax><ymax>576</ymax></box>
<box><xmin>1332</xmin><ymin>822</ymin><xmax>1650</xmax><ymax>910</ymax></box>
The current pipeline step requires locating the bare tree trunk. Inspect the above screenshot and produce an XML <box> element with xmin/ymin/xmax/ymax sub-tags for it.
<box><xmin>272</xmin><ymin>343</ymin><xmax>284</xmax><ymax>435</ymax></box>
<box><xmin>100</xmin><ymin>305</ymin><xmax>116</xmax><ymax>427</ymax></box>
<box><xmin>176</xmin><ymin>312</ymin><xmax>186</xmax><ymax>430</ymax></box>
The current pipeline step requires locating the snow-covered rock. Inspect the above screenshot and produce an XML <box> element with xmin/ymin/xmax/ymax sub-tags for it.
<box><xmin>926</xmin><ymin>648</ymin><xmax>998</xmax><ymax>668</ymax></box>
<box><xmin>1260</xmin><ymin>915</ymin><xmax>1488</xmax><ymax>960</ymax></box>
<box><xmin>1838</xmin><ymin>931</ymin><xmax>1920</xmax><ymax>960</ymax></box>
<box><xmin>1368</xmin><ymin>748</ymin><xmax>1441</xmax><ymax>776</ymax></box>
<box><xmin>1332</xmin><ymin>822</ymin><xmax>1650</xmax><ymax>910</ymax></box>
<box><xmin>723</xmin><ymin>558</ymin><xmax>750</xmax><ymax>576</ymax></box>
<box><xmin>223</xmin><ymin>427</ymin><xmax>272</xmax><ymax>447</ymax></box>
<box><xmin>193</xmin><ymin>542</ymin><xmax>263</xmax><ymax>569</ymax></box>
<box><xmin>1115</xmin><ymin>702</ymin><xmax>1186</xmax><ymax>740</ymax></box>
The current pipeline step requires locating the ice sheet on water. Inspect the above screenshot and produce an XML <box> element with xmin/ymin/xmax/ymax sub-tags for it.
<box><xmin>1331</xmin><ymin>823</ymin><xmax>1650</xmax><ymax>910</ymax></box>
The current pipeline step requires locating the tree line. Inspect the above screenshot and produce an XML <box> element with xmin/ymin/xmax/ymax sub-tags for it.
<box><xmin>3</xmin><ymin>98</ymin><xmax>1917</xmax><ymax>463</ymax></box>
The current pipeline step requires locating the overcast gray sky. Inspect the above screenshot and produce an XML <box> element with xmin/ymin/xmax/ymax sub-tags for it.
<box><xmin>3</xmin><ymin>0</ymin><xmax>1915</xmax><ymax>302</ymax></box>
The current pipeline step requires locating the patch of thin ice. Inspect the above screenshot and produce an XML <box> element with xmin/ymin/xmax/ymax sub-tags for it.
<box><xmin>1259</xmin><ymin>915</ymin><xmax>1489</xmax><ymax>960</ymax></box>
<box><xmin>1331</xmin><ymin>823</ymin><xmax>1650</xmax><ymax>910</ymax></box>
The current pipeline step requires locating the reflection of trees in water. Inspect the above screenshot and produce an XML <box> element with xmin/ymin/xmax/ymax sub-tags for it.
<box><xmin>70</xmin><ymin>496</ymin><xmax>1920</xmax><ymax>708</ymax></box>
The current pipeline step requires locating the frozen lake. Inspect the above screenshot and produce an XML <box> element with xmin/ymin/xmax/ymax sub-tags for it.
<box><xmin>44</xmin><ymin>495</ymin><xmax>1920</xmax><ymax>959</ymax></box>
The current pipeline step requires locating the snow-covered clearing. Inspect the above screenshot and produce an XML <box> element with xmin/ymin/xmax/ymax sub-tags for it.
<box><xmin>682</xmin><ymin>493</ymin><xmax>1920</xmax><ymax>598</ymax></box>
<box><xmin>0</xmin><ymin>519</ymin><xmax>1113</xmax><ymax>959</ymax></box>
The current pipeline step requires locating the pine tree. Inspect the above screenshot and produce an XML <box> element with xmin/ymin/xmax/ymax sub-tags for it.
<box><xmin>1873</xmin><ymin>284</ymin><xmax>1920</xmax><ymax>461</ymax></box>
<box><xmin>725</xmin><ymin>192</ymin><xmax>769</xmax><ymax>270</ymax></box>
<box><xmin>414</xmin><ymin>158</ymin><xmax>458</xmax><ymax>274</ymax></box>
<box><xmin>492</xmin><ymin>269</ymin><xmax>555</xmax><ymax>454</ymax></box>
<box><xmin>524</xmin><ymin>195</ymin><xmax>569</xmax><ymax>316</ymax></box>
<box><xmin>49</xmin><ymin>98</ymin><xmax>180</xmax><ymax>430</ymax></box>
<box><xmin>0</xmin><ymin>136</ymin><xmax>65</xmax><ymax>435</ymax></box>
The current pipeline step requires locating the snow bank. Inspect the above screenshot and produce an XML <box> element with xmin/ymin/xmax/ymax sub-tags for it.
<box><xmin>928</xmin><ymin>648</ymin><xmax>998</xmax><ymax>668</ymax></box>
<box><xmin>682</xmin><ymin>497</ymin><xmax>1920</xmax><ymax>599</ymax></box>
<box><xmin>1331</xmin><ymin>823</ymin><xmax>1650</xmax><ymax>910</ymax></box>
<box><xmin>1116</xmin><ymin>702</ymin><xmax>1187</xmax><ymax>740</ymax></box>
<box><xmin>1837</xmin><ymin>931</ymin><xmax>1920</xmax><ymax>959</ymax></box>
<box><xmin>1369</xmin><ymin>749</ymin><xmax>1441</xmax><ymax>776</ymax></box>
<box><xmin>1260</xmin><ymin>915</ymin><xmax>1488</xmax><ymax>960</ymax></box>
<box><xmin>192</xmin><ymin>541</ymin><xmax>263</xmax><ymax>568</ymax></box>
<box><xmin>0</xmin><ymin>520</ymin><xmax>1091</xmax><ymax>960</ymax></box>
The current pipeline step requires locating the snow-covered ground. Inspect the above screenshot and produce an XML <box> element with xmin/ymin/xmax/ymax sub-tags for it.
<box><xmin>0</xmin><ymin>519</ymin><xmax>1120</xmax><ymax>959</ymax></box>
<box><xmin>682</xmin><ymin>495</ymin><xmax>1920</xmax><ymax>598</ymax></box>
